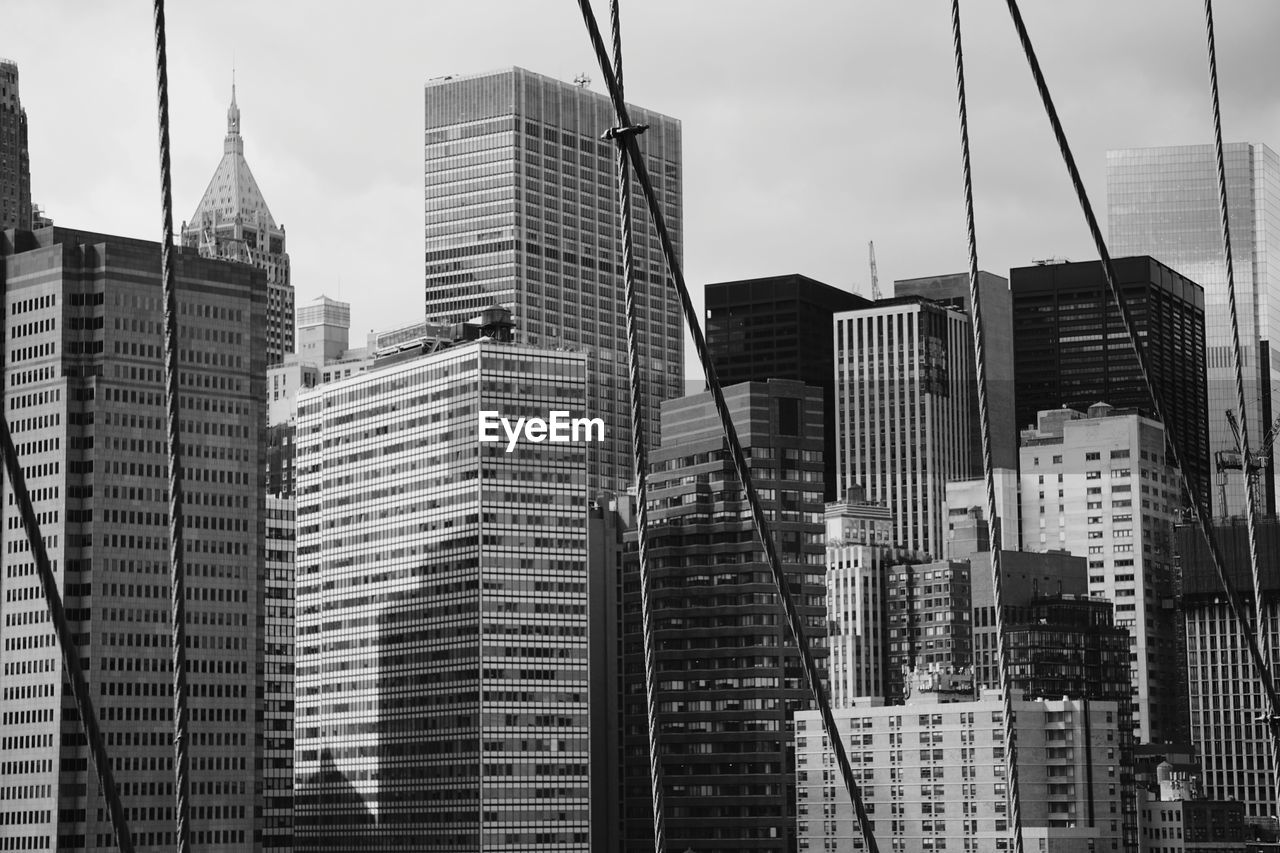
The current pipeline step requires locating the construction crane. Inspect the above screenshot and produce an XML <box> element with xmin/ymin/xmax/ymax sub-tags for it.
<box><xmin>868</xmin><ymin>240</ymin><xmax>881</xmax><ymax>301</ymax></box>
<box><xmin>1215</xmin><ymin>409</ymin><xmax>1280</xmax><ymax>517</ymax></box>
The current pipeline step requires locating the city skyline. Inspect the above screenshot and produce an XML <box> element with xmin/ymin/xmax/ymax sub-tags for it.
<box><xmin>9</xmin><ymin>1</ymin><xmax>1280</xmax><ymax>380</ymax></box>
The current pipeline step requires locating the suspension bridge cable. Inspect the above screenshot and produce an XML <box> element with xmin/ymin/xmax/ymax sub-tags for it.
<box><xmin>573</xmin><ymin>1</ymin><xmax>880</xmax><ymax>848</ymax></box>
<box><xmin>948</xmin><ymin>2</ymin><xmax>1025</xmax><ymax>851</ymax></box>
<box><xmin>150</xmin><ymin>1</ymin><xmax>193</xmax><ymax>850</ymax></box>
<box><xmin>1001</xmin><ymin>0</ymin><xmax>1280</xmax><ymax>759</ymax></box>
<box><xmin>1202</xmin><ymin>0</ymin><xmax>1280</xmax><ymax>801</ymax></box>
<box><xmin>0</xmin><ymin>411</ymin><xmax>135</xmax><ymax>851</ymax></box>
<box><xmin>605</xmin><ymin>0</ymin><xmax>667</xmax><ymax>847</ymax></box>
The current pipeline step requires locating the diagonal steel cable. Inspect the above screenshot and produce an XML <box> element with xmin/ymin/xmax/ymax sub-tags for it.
<box><xmin>949</xmin><ymin>2</ymin><xmax>1024</xmax><ymax>851</ymax></box>
<box><xmin>573</xmin><ymin>1</ymin><xmax>880</xmax><ymax>848</ymax></box>
<box><xmin>605</xmin><ymin>0</ymin><xmax>667</xmax><ymax>847</ymax></box>
<box><xmin>0</xmin><ymin>410</ymin><xmax>135</xmax><ymax>851</ymax></box>
<box><xmin>1002</xmin><ymin>0</ymin><xmax>1280</xmax><ymax>766</ymax></box>
<box><xmin>150</xmin><ymin>1</ymin><xmax>193</xmax><ymax>850</ymax></box>
<box><xmin>1203</xmin><ymin>0</ymin><xmax>1280</xmax><ymax>803</ymax></box>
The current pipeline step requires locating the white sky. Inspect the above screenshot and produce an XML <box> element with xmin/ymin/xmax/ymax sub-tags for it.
<box><xmin>10</xmin><ymin>2</ymin><xmax>1280</xmax><ymax>378</ymax></box>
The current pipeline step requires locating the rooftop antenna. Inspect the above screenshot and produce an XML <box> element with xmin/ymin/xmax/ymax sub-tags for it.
<box><xmin>573</xmin><ymin>72</ymin><xmax>591</xmax><ymax>88</ymax></box>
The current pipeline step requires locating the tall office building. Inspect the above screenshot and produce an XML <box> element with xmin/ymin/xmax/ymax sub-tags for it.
<box><xmin>294</xmin><ymin>333</ymin><xmax>591</xmax><ymax>850</ymax></box>
<box><xmin>795</xmin><ymin>684</ymin><xmax>1129</xmax><ymax>853</ymax></box>
<box><xmin>895</xmin><ymin>271</ymin><xmax>1017</xmax><ymax>472</ymax></box>
<box><xmin>1177</xmin><ymin>517</ymin><xmax>1280</xmax><ymax>824</ymax></box>
<box><xmin>262</xmin><ymin>497</ymin><xmax>294</xmax><ymax>853</ymax></box>
<box><xmin>621</xmin><ymin>380</ymin><xmax>827</xmax><ymax>853</ymax></box>
<box><xmin>1011</xmin><ymin>256</ymin><xmax>1210</xmax><ymax>513</ymax></box>
<box><xmin>0</xmin><ymin>227</ymin><xmax>266</xmax><ymax>851</ymax></box>
<box><xmin>0</xmin><ymin>59</ymin><xmax>32</xmax><ymax>230</ymax></box>
<box><xmin>1019</xmin><ymin>404</ymin><xmax>1184</xmax><ymax>744</ymax></box>
<box><xmin>424</xmin><ymin>67</ymin><xmax>683</xmax><ymax>494</ymax></box>
<box><xmin>825</xmin><ymin>496</ymin><xmax>895</xmax><ymax>706</ymax></box>
<box><xmin>183</xmin><ymin>82</ymin><xmax>294</xmax><ymax>365</ymax></box>
<box><xmin>1108</xmin><ymin>144</ymin><xmax>1280</xmax><ymax>517</ymax></box>
<box><xmin>835</xmin><ymin>297</ymin><xmax>976</xmax><ymax>557</ymax></box>
<box><xmin>706</xmin><ymin>274</ymin><xmax>870</xmax><ymax>499</ymax></box>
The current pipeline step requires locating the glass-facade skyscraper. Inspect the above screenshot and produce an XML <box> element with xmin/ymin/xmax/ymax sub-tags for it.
<box><xmin>293</xmin><ymin>337</ymin><xmax>592</xmax><ymax>850</ymax></box>
<box><xmin>424</xmin><ymin>67</ymin><xmax>683</xmax><ymax>494</ymax></box>
<box><xmin>1107</xmin><ymin>144</ymin><xmax>1280</xmax><ymax>517</ymax></box>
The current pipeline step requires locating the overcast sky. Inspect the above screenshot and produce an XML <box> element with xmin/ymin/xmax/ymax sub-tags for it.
<box><xmin>10</xmin><ymin>2</ymin><xmax>1280</xmax><ymax>376</ymax></box>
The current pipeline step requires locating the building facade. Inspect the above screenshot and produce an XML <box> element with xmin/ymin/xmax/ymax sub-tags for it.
<box><xmin>423</xmin><ymin>67</ymin><xmax>683</xmax><ymax>494</ymax></box>
<box><xmin>0</xmin><ymin>58</ymin><xmax>31</xmax><ymax>230</ymax></box>
<box><xmin>835</xmin><ymin>297</ymin><xmax>976</xmax><ymax>557</ymax></box>
<box><xmin>705</xmin><ymin>273</ymin><xmax>870</xmax><ymax>500</ymax></box>
<box><xmin>795</xmin><ymin>689</ymin><xmax>1129</xmax><ymax>853</ymax></box>
<box><xmin>263</xmin><ymin>496</ymin><xmax>295</xmax><ymax>853</ymax></box>
<box><xmin>1010</xmin><ymin>256</ymin><xmax>1210</xmax><ymax>514</ymax></box>
<box><xmin>0</xmin><ymin>226</ymin><xmax>266</xmax><ymax>851</ymax></box>
<box><xmin>1177</xmin><ymin>517</ymin><xmax>1280</xmax><ymax>825</ymax></box>
<box><xmin>182</xmin><ymin>83</ymin><xmax>294</xmax><ymax>365</ymax></box>
<box><xmin>294</xmin><ymin>337</ymin><xmax>591</xmax><ymax>850</ymax></box>
<box><xmin>1107</xmin><ymin>144</ymin><xmax>1280</xmax><ymax>517</ymax></box>
<box><xmin>621</xmin><ymin>380</ymin><xmax>827</xmax><ymax>852</ymax></box>
<box><xmin>895</xmin><ymin>271</ymin><xmax>1017</xmax><ymax>473</ymax></box>
<box><xmin>1020</xmin><ymin>404</ymin><xmax>1184</xmax><ymax>744</ymax></box>
<box><xmin>825</xmin><ymin>496</ymin><xmax>895</xmax><ymax>706</ymax></box>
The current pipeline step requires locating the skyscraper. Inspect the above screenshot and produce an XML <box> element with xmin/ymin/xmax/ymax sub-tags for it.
<box><xmin>621</xmin><ymin>380</ymin><xmax>827</xmax><ymax>853</ymax></box>
<box><xmin>1011</xmin><ymin>256</ymin><xmax>1210</xmax><ymax>514</ymax></box>
<box><xmin>423</xmin><ymin>67</ymin><xmax>683</xmax><ymax>494</ymax></box>
<box><xmin>293</xmin><ymin>331</ymin><xmax>592</xmax><ymax>850</ymax></box>
<box><xmin>0</xmin><ymin>226</ymin><xmax>266</xmax><ymax>851</ymax></box>
<box><xmin>1177</xmin><ymin>516</ymin><xmax>1280</xmax><ymax>824</ymax></box>
<box><xmin>824</xmin><ymin>496</ymin><xmax>895</xmax><ymax>706</ymax></box>
<box><xmin>1107</xmin><ymin>144</ymin><xmax>1280</xmax><ymax>517</ymax></box>
<box><xmin>705</xmin><ymin>273</ymin><xmax>870</xmax><ymax>499</ymax></box>
<box><xmin>1019</xmin><ymin>404</ymin><xmax>1184</xmax><ymax>744</ymax></box>
<box><xmin>183</xmin><ymin>82</ymin><xmax>295</xmax><ymax>365</ymax></box>
<box><xmin>834</xmin><ymin>297</ymin><xmax>977</xmax><ymax>557</ymax></box>
<box><xmin>895</xmin><ymin>271</ymin><xmax>1017</xmax><ymax>472</ymax></box>
<box><xmin>0</xmin><ymin>58</ymin><xmax>31</xmax><ymax>230</ymax></box>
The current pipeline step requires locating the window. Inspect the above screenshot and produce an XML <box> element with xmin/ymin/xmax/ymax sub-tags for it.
<box><xmin>1085</xmin><ymin>452</ymin><xmax>1101</xmax><ymax>461</ymax></box>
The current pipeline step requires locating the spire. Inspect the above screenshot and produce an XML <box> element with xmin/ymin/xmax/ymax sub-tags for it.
<box><xmin>225</xmin><ymin>68</ymin><xmax>243</xmax><ymax>154</ymax></box>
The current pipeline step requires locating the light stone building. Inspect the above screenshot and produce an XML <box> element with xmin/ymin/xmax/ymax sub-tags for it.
<box><xmin>1019</xmin><ymin>404</ymin><xmax>1183</xmax><ymax>744</ymax></box>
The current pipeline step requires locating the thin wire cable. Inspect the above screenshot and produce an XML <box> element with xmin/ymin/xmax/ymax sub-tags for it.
<box><xmin>949</xmin><ymin>2</ymin><xmax>1024</xmax><ymax>851</ymax></box>
<box><xmin>574</xmin><ymin>1</ymin><xmax>879</xmax><ymax>848</ymax></box>
<box><xmin>1203</xmin><ymin>0</ymin><xmax>1280</xmax><ymax>801</ymax></box>
<box><xmin>606</xmin><ymin>0</ymin><xmax>667</xmax><ymax>847</ymax></box>
<box><xmin>151</xmin><ymin>1</ymin><xmax>192</xmax><ymax>850</ymax></box>
<box><xmin>0</xmin><ymin>411</ymin><xmax>135</xmax><ymax>851</ymax></box>
<box><xmin>1002</xmin><ymin>0</ymin><xmax>1280</xmax><ymax>759</ymax></box>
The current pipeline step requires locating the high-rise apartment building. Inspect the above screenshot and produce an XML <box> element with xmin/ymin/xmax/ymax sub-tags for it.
<box><xmin>0</xmin><ymin>59</ymin><xmax>32</xmax><ymax>230</ymax></box>
<box><xmin>835</xmin><ymin>297</ymin><xmax>976</xmax><ymax>557</ymax></box>
<box><xmin>1108</xmin><ymin>144</ymin><xmax>1280</xmax><ymax>517</ymax></box>
<box><xmin>706</xmin><ymin>274</ymin><xmax>870</xmax><ymax>499</ymax></box>
<box><xmin>1020</xmin><ymin>404</ymin><xmax>1184</xmax><ymax>744</ymax></box>
<box><xmin>895</xmin><ymin>271</ymin><xmax>1017</xmax><ymax>472</ymax></box>
<box><xmin>1011</xmin><ymin>256</ymin><xmax>1210</xmax><ymax>513</ymax></box>
<box><xmin>795</xmin><ymin>685</ymin><xmax>1129</xmax><ymax>852</ymax></box>
<box><xmin>621</xmin><ymin>380</ymin><xmax>827</xmax><ymax>852</ymax></box>
<box><xmin>0</xmin><ymin>226</ymin><xmax>266</xmax><ymax>851</ymax></box>
<box><xmin>183</xmin><ymin>83</ymin><xmax>294</xmax><ymax>365</ymax></box>
<box><xmin>1177</xmin><ymin>517</ymin><xmax>1280</xmax><ymax>824</ymax></box>
<box><xmin>424</xmin><ymin>67</ymin><xmax>683</xmax><ymax>493</ymax></box>
<box><xmin>293</xmin><ymin>333</ymin><xmax>591</xmax><ymax>850</ymax></box>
